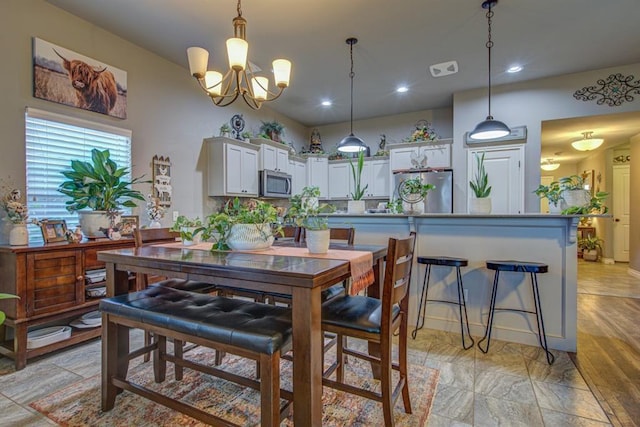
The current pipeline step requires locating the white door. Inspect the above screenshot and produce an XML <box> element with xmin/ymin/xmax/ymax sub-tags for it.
<box><xmin>539</xmin><ymin>175</ymin><xmax>555</xmax><ymax>213</ymax></box>
<box><xmin>613</xmin><ymin>164</ymin><xmax>630</xmax><ymax>262</ymax></box>
<box><xmin>468</xmin><ymin>145</ymin><xmax>524</xmax><ymax>214</ymax></box>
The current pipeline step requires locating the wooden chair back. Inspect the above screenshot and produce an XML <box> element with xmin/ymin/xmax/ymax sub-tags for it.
<box><xmin>279</xmin><ymin>225</ymin><xmax>301</xmax><ymax>240</ymax></box>
<box><xmin>134</xmin><ymin>227</ymin><xmax>179</xmax><ymax>248</ymax></box>
<box><xmin>381</xmin><ymin>232</ymin><xmax>416</xmax><ymax>334</ymax></box>
<box><xmin>296</xmin><ymin>227</ymin><xmax>355</xmax><ymax>245</ymax></box>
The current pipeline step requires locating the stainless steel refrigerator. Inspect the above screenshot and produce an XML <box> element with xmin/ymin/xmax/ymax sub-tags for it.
<box><xmin>393</xmin><ymin>168</ymin><xmax>453</xmax><ymax>213</ymax></box>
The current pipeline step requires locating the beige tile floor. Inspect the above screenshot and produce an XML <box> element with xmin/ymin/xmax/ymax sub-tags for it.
<box><xmin>0</xmin><ymin>262</ymin><xmax>619</xmax><ymax>426</ymax></box>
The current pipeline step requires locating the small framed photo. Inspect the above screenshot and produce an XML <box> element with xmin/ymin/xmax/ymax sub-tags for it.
<box><xmin>118</xmin><ymin>215</ymin><xmax>139</xmax><ymax>236</ymax></box>
<box><xmin>40</xmin><ymin>219</ymin><xmax>68</xmax><ymax>243</ymax></box>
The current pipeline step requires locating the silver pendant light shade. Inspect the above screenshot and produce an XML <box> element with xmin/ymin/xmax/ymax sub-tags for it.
<box><xmin>337</xmin><ymin>38</ymin><xmax>367</xmax><ymax>153</ymax></box>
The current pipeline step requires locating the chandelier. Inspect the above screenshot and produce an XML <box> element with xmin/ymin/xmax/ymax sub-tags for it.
<box><xmin>469</xmin><ymin>0</ymin><xmax>511</xmax><ymax>140</ymax></box>
<box><xmin>186</xmin><ymin>0</ymin><xmax>291</xmax><ymax>110</ymax></box>
<box><xmin>571</xmin><ymin>131</ymin><xmax>604</xmax><ymax>151</ymax></box>
<box><xmin>540</xmin><ymin>158</ymin><xmax>560</xmax><ymax>171</ymax></box>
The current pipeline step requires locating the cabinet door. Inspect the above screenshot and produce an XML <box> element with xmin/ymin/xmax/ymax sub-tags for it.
<box><xmin>225</xmin><ymin>144</ymin><xmax>244</xmax><ymax>194</ymax></box>
<box><xmin>424</xmin><ymin>145</ymin><xmax>451</xmax><ymax>168</ymax></box>
<box><xmin>368</xmin><ymin>160</ymin><xmax>389</xmax><ymax>197</ymax></box>
<box><xmin>290</xmin><ymin>160</ymin><xmax>306</xmax><ymax>195</ymax></box>
<box><xmin>241</xmin><ymin>147</ymin><xmax>259</xmax><ymax>196</ymax></box>
<box><xmin>26</xmin><ymin>250</ymin><xmax>83</xmax><ymax>316</ymax></box>
<box><xmin>307</xmin><ymin>157</ymin><xmax>328</xmax><ymax>198</ymax></box>
<box><xmin>276</xmin><ymin>148</ymin><xmax>290</xmax><ymax>174</ymax></box>
<box><xmin>260</xmin><ymin>145</ymin><xmax>277</xmax><ymax>171</ymax></box>
<box><xmin>390</xmin><ymin>145</ymin><xmax>451</xmax><ymax>170</ymax></box>
<box><xmin>328</xmin><ymin>163</ymin><xmax>352</xmax><ymax>199</ymax></box>
<box><xmin>390</xmin><ymin>147</ymin><xmax>417</xmax><ymax>171</ymax></box>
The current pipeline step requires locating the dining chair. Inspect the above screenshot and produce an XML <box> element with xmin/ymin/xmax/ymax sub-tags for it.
<box><xmin>321</xmin><ymin>232</ymin><xmax>416</xmax><ymax>427</ymax></box>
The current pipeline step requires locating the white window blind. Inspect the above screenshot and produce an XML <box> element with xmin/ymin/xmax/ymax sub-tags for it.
<box><xmin>25</xmin><ymin>108</ymin><xmax>132</xmax><ymax>243</ymax></box>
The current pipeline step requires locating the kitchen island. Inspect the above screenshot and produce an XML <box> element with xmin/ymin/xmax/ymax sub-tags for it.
<box><xmin>328</xmin><ymin>214</ymin><xmax>581</xmax><ymax>351</ymax></box>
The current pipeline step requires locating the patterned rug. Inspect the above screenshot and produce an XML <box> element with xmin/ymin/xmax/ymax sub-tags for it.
<box><xmin>31</xmin><ymin>345</ymin><xmax>438</xmax><ymax>426</ymax></box>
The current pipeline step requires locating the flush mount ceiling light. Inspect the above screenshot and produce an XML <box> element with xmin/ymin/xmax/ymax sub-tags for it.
<box><xmin>429</xmin><ymin>60</ymin><xmax>459</xmax><ymax>78</ymax></box>
<box><xmin>571</xmin><ymin>131</ymin><xmax>604</xmax><ymax>151</ymax></box>
<box><xmin>186</xmin><ymin>0</ymin><xmax>291</xmax><ymax>110</ymax></box>
<box><xmin>469</xmin><ymin>0</ymin><xmax>511</xmax><ymax>141</ymax></box>
<box><xmin>540</xmin><ymin>158</ymin><xmax>560</xmax><ymax>171</ymax></box>
<box><xmin>507</xmin><ymin>65</ymin><xmax>523</xmax><ymax>73</ymax></box>
<box><xmin>337</xmin><ymin>38</ymin><xmax>367</xmax><ymax>153</ymax></box>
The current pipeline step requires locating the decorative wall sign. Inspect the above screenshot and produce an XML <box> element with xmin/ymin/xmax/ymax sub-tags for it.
<box><xmin>32</xmin><ymin>38</ymin><xmax>127</xmax><ymax>118</ymax></box>
<box><xmin>573</xmin><ymin>73</ymin><xmax>640</xmax><ymax>107</ymax></box>
<box><xmin>152</xmin><ymin>155</ymin><xmax>172</xmax><ymax>207</ymax></box>
<box><xmin>613</xmin><ymin>154</ymin><xmax>631</xmax><ymax>164</ymax></box>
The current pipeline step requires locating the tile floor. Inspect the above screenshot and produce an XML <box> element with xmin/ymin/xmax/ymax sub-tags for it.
<box><xmin>0</xmin><ymin>262</ymin><xmax>619</xmax><ymax>426</ymax></box>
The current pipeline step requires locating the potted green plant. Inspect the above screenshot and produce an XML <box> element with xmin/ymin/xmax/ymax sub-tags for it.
<box><xmin>170</xmin><ymin>215</ymin><xmax>204</xmax><ymax>246</ymax></box>
<box><xmin>469</xmin><ymin>152</ymin><xmax>492</xmax><ymax>214</ymax></box>
<box><xmin>399</xmin><ymin>177</ymin><xmax>435</xmax><ymax>214</ymax></box>
<box><xmin>348</xmin><ymin>150</ymin><xmax>368</xmax><ymax>214</ymax></box>
<box><xmin>241</xmin><ymin>131</ymin><xmax>252</xmax><ymax>142</ymax></box>
<box><xmin>219</xmin><ymin>123</ymin><xmax>231</xmax><ymax>137</ymax></box>
<box><xmin>534</xmin><ymin>181</ymin><xmax>564</xmax><ymax>213</ymax></box>
<box><xmin>578</xmin><ymin>235</ymin><xmax>603</xmax><ymax>261</ymax></box>
<box><xmin>558</xmin><ymin>175</ymin><xmax>591</xmax><ymax>209</ymax></box>
<box><xmin>259</xmin><ymin>120</ymin><xmax>284</xmax><ymax>142</ymax></box>
<box><xmin>58</xmin><ymin>149</ymin><xmax>147</xmax><ymax>238</ymax></box>
<box><xmin>562</xmin><ymin>191</ymin><xmax>608</xmax><ymax>215</ymax></box>
<box><xmin>286</xmin><ymin>186</ymin><xmax>335</xmax><ymax>253</ymax></box>
<box><xmin>202</xmin><ymin>198</ymin><xmax>282</xmax><ymax>251</ymax></box>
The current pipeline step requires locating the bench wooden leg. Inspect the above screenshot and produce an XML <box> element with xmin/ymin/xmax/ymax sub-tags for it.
<box><xmin>153</xmin><ymin>335</ymin><xmax>167</xmax><ymax>383</ymax></box>
<box><xmin>259</xmin><ymin>351</ymin><xmax>280</xmax><ymax>427</ymax></box>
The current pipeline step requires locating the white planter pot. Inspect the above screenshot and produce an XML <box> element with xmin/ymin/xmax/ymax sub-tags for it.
<box><xmin>78</xmin><ymin>211</ymin><xmax>120</xmax><ymax>238</ymax></box>
<box><xmin>306</xmin><ymin>229</ymin><xmax>330</xmax><ymax>254</ymax></box>
<box><xmin>583</xmin><ymin>249</ymin><xmax>598</xmax><ymax>261</ymax></box>
<box><xmin>149</xmin><ymin>220</ymin><xmax>162</xmax><ymax>228</ymax></box>
<box><xmin>548</xmin><ymin>201</ymin><xmax>564</xmax><ymax>214</ymax></box>
<box><xmin>347</xmin><ymin>200</ymin><xmax>366</xmax><ymax>214</ymax></box>
<box><xmin>402</xmin><ymin>195</ymin><xmax>425</xmax><ymax>214</ymax></box>
<box><xmin>9</xmin><ymin>223</ymin><xmax>29</xmax><ymax>246</ymax></box>
<box><xmin>469</xmin><ymin>197</ymin><xmax>492</xmax><ymax>214</ymax></box>
<box><xmin>562</xmin><ymin>189</ymin><xmax>590</xmax><ymax>209</ymax></box>
<box><xmin>180</xmin><ymin>226</ymin><xmax>202</xmax><ymax>246</ymax></box>
<box><xmin>227</xmin><ymin>223</ymin><xmax>274</xmax><ymax>251</ymax></box>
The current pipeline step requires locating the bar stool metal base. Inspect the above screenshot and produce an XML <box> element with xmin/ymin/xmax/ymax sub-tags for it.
<box><xmin>477</xmin><ymin>260</ymin><xmax>555</xmax><ymax>365</ymax></box>
<box><xmin>412</xmin><ymin>256</ymin><xmax>474</xmax><ymax>350</ymax></box>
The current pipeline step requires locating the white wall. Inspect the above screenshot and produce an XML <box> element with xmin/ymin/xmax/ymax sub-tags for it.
<box><xmin>0</xmin><ymin>0</ymin><xmax>309</xmax><ymax>242</ymax></box>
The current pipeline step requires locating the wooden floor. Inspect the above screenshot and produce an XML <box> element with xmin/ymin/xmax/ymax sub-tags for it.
<box><xmin>571</xmin><ymin>261</ymin><xmax>640</xmax><ymax>427</ymax></box>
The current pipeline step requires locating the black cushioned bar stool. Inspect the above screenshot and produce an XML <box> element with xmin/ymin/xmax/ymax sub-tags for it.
<box><xmin>478</xmin><ymin>260</ymin><xmax>555</xmax><ymax>365</ymax></box>
<box><xmin>412</xmin><ymin>256</ymin><xmax>474</xmax><ymax>350</ymax></box>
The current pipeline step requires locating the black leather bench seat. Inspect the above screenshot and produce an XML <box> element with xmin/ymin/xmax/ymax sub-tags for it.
<box><xmin>100</xmin><ymin>286</ymin><xmax>292</xmax><ymax>355</ymax></box>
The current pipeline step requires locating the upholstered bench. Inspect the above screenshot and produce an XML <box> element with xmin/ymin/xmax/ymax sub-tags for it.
<box><xmin>100</xmin><ymin>286</ymin><xmax>293</xmax><ymax>426</ymax></box>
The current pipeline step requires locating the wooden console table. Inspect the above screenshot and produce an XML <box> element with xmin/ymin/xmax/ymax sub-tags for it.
<box><xmin>0</xmin><ymin>238</ymin><xmax>134</xmax><ymax>370</ymax></box>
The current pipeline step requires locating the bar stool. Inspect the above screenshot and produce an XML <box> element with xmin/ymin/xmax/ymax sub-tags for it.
<box><xmin>412</xmin><ymin>256</ymin><xmax>474</xmax><ymax>350</ymax></box>
<box><xmin>478</xmin><ymin>260</ymin><xmax>555</xmax><ymax>365</ymax></box>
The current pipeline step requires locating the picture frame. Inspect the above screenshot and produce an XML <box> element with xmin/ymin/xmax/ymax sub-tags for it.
<box><xmin>582</xmin><ymin>169</ymin><xmax>595</xmax><ymax>195</ymax></box>
<box><xmin>39</xmin><ymin>219</ymin><xmax>68</xmax><ymax>243</ymax></box>
<box><xmin>118</xmin><ymin>215</ymin><xmax>139</xmax><ymax>236</ymax></box>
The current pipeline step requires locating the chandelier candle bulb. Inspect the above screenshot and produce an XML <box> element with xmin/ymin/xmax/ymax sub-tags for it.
<box><xmin>252</xmin><ymin>76</ymin><xmax>268</xmax><ymax>100</ymax></box>
<box><xmin>273</xmin><ymin>59</ymin><xmax>291</xmax><ymax>87</ymax></box>
<box><xmin>226</xmin><ymin>38</ymin><xmax>248</xmax><ymax>70</ymax></box>
<box><xmin>187</xmin><ymin>47</ymin><xmax>208</xmax><ymax>77</ymax></box>
<box><xmin>205</xmin><ymin>71</ymin><xmax>223</xmax><ymax>96</ymax></box>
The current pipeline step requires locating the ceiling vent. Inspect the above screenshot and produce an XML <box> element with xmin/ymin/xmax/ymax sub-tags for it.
<box><xmin>464</xmin><ymin>125</ymin><xmax>527</xmax><ymax>145</ymax></box>
<box><xmin>429</xmin><ymin>60</ymin><xmax>458</xmax><ymax>77</ymax></box>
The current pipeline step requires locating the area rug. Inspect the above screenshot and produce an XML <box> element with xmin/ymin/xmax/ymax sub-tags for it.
<box><xmin>30</xmin><ymin>346</ymin><xmax>439</xmax><ymax>426</ymax></box>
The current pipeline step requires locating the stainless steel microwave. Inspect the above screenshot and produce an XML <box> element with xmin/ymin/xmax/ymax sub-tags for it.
<box><xmin>259</xmin><ymin>169</ymin><xmax>292</xmax><ymax>198</ymax></box>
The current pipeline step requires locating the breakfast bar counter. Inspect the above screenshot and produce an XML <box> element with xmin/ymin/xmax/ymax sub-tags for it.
<box><xmin>328</xmin><ymin>213</ymin><xmax>581</xmax><ymax>351</ymax></box>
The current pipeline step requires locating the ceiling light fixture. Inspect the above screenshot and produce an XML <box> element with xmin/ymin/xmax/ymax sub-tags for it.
<box><xmin>396</xmin><ymin>86</ymin><xmax>409</xmax><ymax>93</ymax></box>
<box><xmin>321</xmin><ymin>100</ymin><xmax>332</xmax><ymax>107</ymax></box>
<box><xmin>469</xmin><ymin>0</ymin><xmax>511</xmax><ymax>140</ymax></box>
<box><xmin>571</xmin><ymin>131</ymin><xmax>604</xmax><ymax>151</ymax></box>
<box><xmin>186</xmin><ymin>0</ymin><xmax>291</xmax><ymax>110</ymax></box>
<box><xmin>337</xmin><ymin>38</ymin><xmax>367</xmax><ymax>153</ymax></box>
<box><xmin>540</xmin><ymin>158</ymin><xmax>560</xmax><ymax>171</ymax></box>
<box><xmin>507</xmin><ymin>65</ymin><xmax>522</xmax><ymax>73</ymax></box>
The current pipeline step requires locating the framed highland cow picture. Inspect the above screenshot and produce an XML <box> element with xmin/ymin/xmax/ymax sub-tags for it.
<box><xmin>32</xmin><ymin>38</ymin><xmax>127</xmax><ymax>119</ymax></box>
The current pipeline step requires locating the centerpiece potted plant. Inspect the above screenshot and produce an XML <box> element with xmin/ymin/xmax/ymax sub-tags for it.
<box><xmin>286</xmin><ymin>186</ymin><xmax>335</xmax><ymax>253</ymax></box>
<box><xmin>170</xmin><ymin>215</ymin><xmax>204</xmax><ymax>246</ymax></box>
<box><xmin>348</xmin><ymin>150</ymin><xmax>368</xmax><ymax>214</ymax></box>
<box><xmin>398</xmin><ymin>177</ymin><xmax>435</xmax><ymax>214</ymax></box>
<box><xmin>58</xmin><ymin>149</ymin><xmax>147</xmax><ymax>238</ymax></box>
<box><xmin>534</xmin><ymin>181</ymin><xmax>564</xmax><ymax>213</ymax></box>
<box><xmin>469</xmin><ymin>152</ymin><xmax>492</xmax><ymax>214</ymax></box>
<box><xmin>558</xmin><ymin>175</ymin><xmax>591</xmax><ymax>210</ymax></box>
<box><xmin>259</xmin><ymin>120</ymin><xmax>285</xmax><ymax>143</ymax></box>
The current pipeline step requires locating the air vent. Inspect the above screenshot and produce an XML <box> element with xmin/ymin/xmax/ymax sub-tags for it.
<box><xmin>429</xmin><ymin>61</ymin><xmax>458</xmax><ymax>77</ymax></box>
<box><xmin>464</xmin><ymin>125</ymin><xmax>527</xmax><ymax>145</ymax></box>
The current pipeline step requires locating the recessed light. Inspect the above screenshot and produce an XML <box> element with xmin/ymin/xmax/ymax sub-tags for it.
<box><xmin>507</xmin><ymin>65</ymin><xmax>522</xmax><ymax>73</ymax></box>
<box><xmin>396</xmin><ymin>86</ymin><xmax>409</xmax><ymax>93</ymax></box>
<box><xmin>321</xmin><ymin>100</ymin><xmax>332</xmax><ymax>107</ymax></box>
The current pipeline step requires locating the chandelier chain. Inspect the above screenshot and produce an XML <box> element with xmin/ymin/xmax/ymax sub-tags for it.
<box><xmin>486</xmin><ymin>6</ymin><xmax>494</xmax><ymax>117</ymax></box>
<box><xmin>237</xmin><ymin>0</ymin><xmax>242</xmax><ymax>17</ymax></box>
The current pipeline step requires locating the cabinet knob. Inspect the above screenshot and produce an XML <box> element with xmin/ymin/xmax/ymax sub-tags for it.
<box><xmin>77</xmin><ymin>275</ymin><xmax>84</xmax><ymax>281</ymax></box>
<box><xmin>615</xmin><ymin>218</ymin><xmax>620</xmax><ymax>222</ymax></box>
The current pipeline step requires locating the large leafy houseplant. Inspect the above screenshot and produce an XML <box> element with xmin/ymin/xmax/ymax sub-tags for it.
<box><xmin>469</xmin><ymin>152</ymin><xmax>491</xmax><ymax>198</ymax></box>
<box><xmin>349</xmin><ymin>150</ymin><xmax>368</xmax><ymax>201</ymax></box>
<box><xmin>259</xmin><ymin>120</ymin><xmax>285</xmax><ymax>142</ymax></box>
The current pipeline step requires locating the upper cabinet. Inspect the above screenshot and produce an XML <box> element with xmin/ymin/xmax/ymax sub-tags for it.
<box><xmin>306</xmin><ymin>156</ymin><xmax>329</xmax><ymax>199</ymax></box>
<box><xmin>327</xmin><ymin>158</ymin><xmax>389</xmax><ymax>200</ymax></box>
<box><xmin>389</xmin><ymin>140</ymin><xmax>452</xmax><ymax>171</ymax></box>
<box><xmin>251</xmin><ymin>138</ymin><xmax>290</xmax><ymax>174</ymax></box>
<box><xmin>206</xmin><ymin>137</ymin><xmax>259</xmax><ymax>197</ymax></box>
<box><xmin>289</xmin><ymin>158</ymin><xmax>306</xmax><ymax>196</ymax></box>
<box><xmin>328</xmin><ymin>162</ymin><xmax>352</xmax><ymax>199</ymax></box>
<box><xmin>364</xmin><ymin>159</ymin><xmax>390</xmax><ymax>198</ymax></box>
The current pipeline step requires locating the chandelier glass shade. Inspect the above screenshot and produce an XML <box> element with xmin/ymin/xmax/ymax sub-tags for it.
<box><xmin>571</xmin><ymin>132</ymin><xmax>604</xmax><ymax>151</ymax></box>
<box><xmin>337</xmin><ymin>38</ymin><xmax>367</xmax><ymax>153</ymax></box>
<box><xmin>540</xmin><ymin>159</ymin><xmax>560</xmax><ymax>171</ymax></box>
<box><xmin>186</xmin><ymin>0</ymin><xmax>291</xmax><ymax>110</ymax></box>
<box><xmin>469</xmin><ymin>0</ymin><xmax>511</xmax><ymax>141</ymax></box>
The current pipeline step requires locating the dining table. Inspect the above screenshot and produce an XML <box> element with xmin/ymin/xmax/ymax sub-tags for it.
<box><xmin>98</xmin><ymin>240</ymin><xmax>387</xmax><ymax>426</ymax></box>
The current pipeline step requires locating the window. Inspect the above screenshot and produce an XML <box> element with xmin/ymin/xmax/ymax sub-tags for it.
<box><xmin>25</xmin><ymin>108</ymin><xmax>132</xmax><ymax>243</ymax></box>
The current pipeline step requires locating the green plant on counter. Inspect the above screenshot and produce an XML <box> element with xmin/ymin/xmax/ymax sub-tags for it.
<box><xmin>349</xmin><ymin>150</ymin><xmax>368</xmax><ymax>201</ymax></box>
<box><xmin>469</xmin><ymin>152</ymin><xmax>491</xmax><ymax>198</ymax></box>
<box><xmin>385</xmin><ymin>198</ymin><xmax>404</xmax><ymax>214</ymax></box>
<box><xmin>533</xmin><ymin>181</ymin><xmax>563</xmax><ymax>205</ymax></box>
<box><xmin>0</xmin><ymin>293</ymin><xmax>19</xmax><ymax>325</ymax></box>
<box><xmin>400</xmin><ymin>177</ymin><xmax>435</xmax><ymax>199</ymax></box>
<box><xmin>558</xmin><ymin>175</ymin><xmax>585</xmax><ymax>190</ymax></box>
<box><xmin>169</xmin><ymin>215</ymin><xmax>204</xmax><ymax>242</ymax></box>
<box><xmin>561</xmin><ymin>191</ymin><xmax>608</xmax><ymax>215</ymax></box>
<box><xmin>286</xmin><ymin>186</ymin><xmax>335</xmax><ymax>230</ymax></box>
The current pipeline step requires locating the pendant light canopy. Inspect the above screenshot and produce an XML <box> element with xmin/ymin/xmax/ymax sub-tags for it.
<box><xmin>337</xmin><ymin>38</ymin><xmax>367</xmax><ymax>153</ymax></box>
<box><xmin>571</xmin><ymin>131</ymin><xmax>604</xmax><ymax>151</ymax></box>
<box><xmin>469</xmin><ymin>0</ymin><xmax>511</xmax><ymax>141</ymax></box>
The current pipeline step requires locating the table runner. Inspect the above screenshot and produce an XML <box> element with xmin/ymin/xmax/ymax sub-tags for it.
<box><xmin>156</xmin><ymin>242</ymin><xmax>374</xmax><ymax>295</ymax></box>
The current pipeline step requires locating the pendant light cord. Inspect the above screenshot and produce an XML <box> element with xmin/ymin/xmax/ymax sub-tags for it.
<box><xmin>348</xmin><ymin>41</ymin><xmax>355</xmax><ymax>135</ymax></box>
<box><xmin>486</xmin><ymin>5</ymin><xmax>494</xmax><ymax>118</ymax></box>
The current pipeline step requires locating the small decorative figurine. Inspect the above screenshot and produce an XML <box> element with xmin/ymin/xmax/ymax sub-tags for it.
<box><xmin>308</xmin><ymin>128</ymin><xmax>324</xmax><ymax>153</ymax></box>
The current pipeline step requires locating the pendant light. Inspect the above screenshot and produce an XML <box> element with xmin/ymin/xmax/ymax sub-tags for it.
<box><xmin>571</xmin><ymin>131</ymin><xmax>604</xmax><ymax>151</ymax></box>
<box><xmin>540</xmin><ymin>158</ymin><xmax>560</xmax><ymax>171</ymax></box>
<box><xmin>469</xmin><ymin>0</ymin><xmax>511</xmax><ymax>140</ymax></box>
<box><xmin>337</xmin><ymin>38</ymin><xmax>367</xmax><ymax>153</ymax></box>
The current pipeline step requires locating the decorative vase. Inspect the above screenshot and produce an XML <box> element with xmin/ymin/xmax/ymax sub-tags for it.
<box><xmin>9</xmin><ymin>223</ymin><xmax>28</xmax><ymax>246</ymax></box>
<box><xmin>78</xmin><ymin>211</ymin><xmax>120</xmax><ymax>238</ymax></box>
<box><xmin>149</xmin><ymin>220</ymin><xmax>161</xmax><ymax>228</ymax></box>
<box><xmin>306</xmin><ymin>229</ymin><xmax>330</xmax><ymax>254</ymax></box>
<box><xmin>469</xmin><ymin>197</ymin><xmax>492</xmax><ymax>214</ymax></box>
<box><xmin>562</xmin><ymin>189</ymin><xmax>590</xmax><ymax>209</ymax></box>
<box><xmin>347</xmin><ymin>200</ymin><xmax>366</xmax><ymax>214</ymax></box>
<box><xmin>227</xmin><ymin>223</ymin><xmax>274</xmax><ymax>251</ymax></box>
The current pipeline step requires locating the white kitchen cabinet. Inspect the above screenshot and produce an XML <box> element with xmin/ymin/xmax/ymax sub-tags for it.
<box><xmin>306</xmin><ymin>156</ymin><xmax>328</xmax><ymax>199</ymax></box>
<box><xmin>259</xmin><ymin>144</ymin><xmax>290</xmax><ymax>173</ymax></box>
<box><xmin>365</xmin><ymin>159</ymin><xmax>389</xmax><ymax>198</ymax></box>
<box><xmin>328</xmin><ymin>158</ymin><xmax>389</xmax><ymax>199</ymax></box>
<box><xmin>328</xmin><ymin>162</ymin><xmax>353</xmax><ymax>199</ymax></box>
<box><xmin>207</xmin><ymin>137</ymin><xmax>259</xmax><ymax>197</ymax></box>
<box><xmin>389</xmin><ymin>140</ymin><xmax>452</xmax><ymax>171</ymax></box>
<box><xmin>289</xmin><ymin>159</ymin><xmax>306</xmax><ymax>196</ymax></box>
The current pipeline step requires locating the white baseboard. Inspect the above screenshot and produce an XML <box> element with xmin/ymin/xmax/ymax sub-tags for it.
<box><xmin>628</xmin><ymin>268</ymin><xmax>640</xmax><ymax>279</ymax></box>
<box><xmin>601</xmin><ymin>258</ymin><xmax>615</xmax><ymax>265</ymax></box>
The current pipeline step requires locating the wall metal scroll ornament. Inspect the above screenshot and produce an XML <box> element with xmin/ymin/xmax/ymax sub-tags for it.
<box><xmin>573</xmin><ymin>73</ymin><xmax>640</xmax><ymax>107</ymax></box>
<box><xmin>230</xmin><ymin>114</ymin><xmax>245</xmax><ymax>140</ymax></box>
<box><xmin>152</xmin><ymin>155</ymin><xmax>172</xmax><ymax>207</ymax></box>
